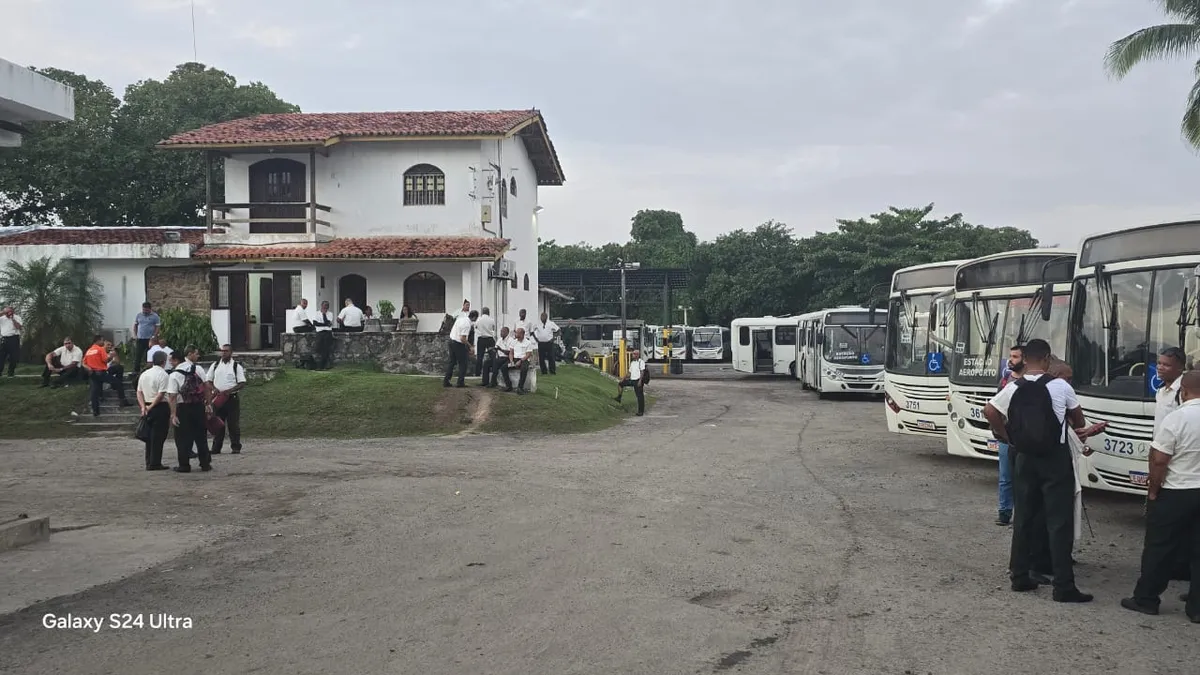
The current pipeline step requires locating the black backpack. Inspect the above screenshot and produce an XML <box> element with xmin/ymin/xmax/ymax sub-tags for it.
<box><xmin>641</xmin><ymin>362</ymin><xmax>650</xmax><ymax>384</ymax></box>
<box><xmin>1005</xmin><ymin>374</ymin><xmax>1065</xmax><ymax>454</ymax></box>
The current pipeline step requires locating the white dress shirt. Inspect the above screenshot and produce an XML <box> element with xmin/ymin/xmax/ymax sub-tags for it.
<box><xmin>1154</xmin><ymin>399</ymin><xmax>1200</xmax><ymax>490</ymax></box>
<box><xmin>314</xmin><ymin>310</ymin><xmax>335</xmax><ymax>332</ymax></box>
<box><xmin>137</xmin><ymin>365</ymin><xmax>170</xmax><ymax>405</ymax></box>
<box><xmin>628</xmin><ymin>358</ymin><xmax>645</xmax><ymax>382</ymax></box>
<box><xmin>474</xmin><ymin>314</ymin><xmax>497</xmax><ymax>340</ymax></box>
<box><xmin>206</xmin><ymin>358</ymin><xmax>247</xmax><ymax>393</ymax></box>
<box><xmin>450</xmin><ymin>314</ymin><xmax>473</xmax><ymax>343</ymax></box>
<box><xmin>495</xmin><ymin>335</ymin><xmax>513</xmax><ymax>357</ymax></box>
<box><xmin>52</xmin><ymin>345</ymin><xmax>83</xmax><ymax>367</ymax></box>
<box><xmin>0</xmin><ymin>314</ymin><xmax>21</xmax><ymax>337</ymax></box>
<box><xmin>1155</xmin><ymin>376</ymin><xmax>1183</xmax><ymax>437</ymax></box>
<box><xmin>166</xmin><ymin>361</ymin><xmax>207</xmax><ymax>395</ymax></box>
<box><xmin>531</xmin><ymin>320</ymin><xmax>559</xmax><ymax>343</ymax></box>
<box><xmin>511</xmin><ymin>336</ymin><xmax>535</xmax><ymax>361</ymax></box>
<box><xmin>515</xmin><ymin>318</ymin><xmax>535</xmax><ymax>337</ymax></box>
<box><xmin>147</xmin><ymin>344</ymin><xmax>173</xmax><ymax>363</ymax></box>
<box><xmin>338</xmin><ymin>304</ymin><xmax>365</xmax><ymax>327</ymax></box>
<box><xmin>291</xmin><ymin>304</ymin><xmax>311</xmax><ymax>330</ymax></box>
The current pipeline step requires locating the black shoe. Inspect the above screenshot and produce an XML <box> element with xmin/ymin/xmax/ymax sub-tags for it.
<box><xmin>636</xmin><ymin>412</ymin><xmax>644</xmax><ymax>416</ymax></box>
<box><xmin>1120</xmin><ymin>597</ymin><xmax>1158</xmax><ymax>615</ymax></box>
<box><xmin>200</xmin><ymin>465</ymin><xmax>212</xmax><ymax>472</ymax></box>
<box><xmin>1053</xmin><ymin>588</ymin><xmax>1094</xmax><ymax>603</ymax></box>
<box><xmin>504</xmin><ymin>387</ymin><xmax>514</xmax><ymax>392</ymax></box>
<box><xmin>40</xmin><ymin>383</ymin><xmax>49</xmax><ymax>388</ymax></box>
<box><xmin>614</xmin><ymin>396</ymin><xmax>622</xmax><ymax>403</ymax></box>
<box><xmin>1031</xmin><ymin>573</ymin><xmax>1053</xmax><ymax>585</ymax></box>
<box><xmin>1011</xmin><ymin>576</ymin><xmax>1039</xmax><ymax>592</ymax></box>
<box><xmin>231</xmin><ymin>449</ymin><xmax>241</xmax><ymax>455</ymax></box>
<box><xmin>443</xmin><ymin>381</ymin><xmax>451</xmax><ymax>387</ymax></box>
<box><xmin>455</xmin><ymin>383</ymin><xmax>466</xmax><ymax>388</ymax></box>
<box><xmin>1188</xmin><ymin>613</ymin><xmax>1200</xmax><ymax>624</ymax></box>
<box><xmin>211</xmin><ymin>449</ymin><xmax>222</xmax><ymax>455</ymax></box>
<box><xmin>517</xmin><ymin>389</ymin><xmax>526</xmax><ymax>395</ymax></box>
<box><xmin>148</xmin><ymin>465</ymin><xmax>169</xmax><ymax>471</ymax></box>
<box><xmin>996</xmin><ymin>510</ymin><xmax>1012</xmax><ymax>526</ymax></box>
<box><xmin>172</xmin><ymin>466</ymin><xmax>191</xmax><ymax>473</ymax></box>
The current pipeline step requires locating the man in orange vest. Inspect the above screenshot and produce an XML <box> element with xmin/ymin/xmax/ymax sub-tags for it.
<box><xmin>82</xmin><ymin>335</ymin><xmax>131</xmax><ymax>417</ymax></box>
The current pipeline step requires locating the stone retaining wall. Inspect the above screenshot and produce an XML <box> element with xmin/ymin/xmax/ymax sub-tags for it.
<box><xmin>280</xmin><ymin>332</ymin><xmax>447</xmax><ymax>375</ymax></box>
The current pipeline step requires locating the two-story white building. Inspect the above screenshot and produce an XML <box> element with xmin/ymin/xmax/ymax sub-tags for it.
<box><xmin>154</xmin><ymin>108</ymin><xmax>564</xmax><ymax>350</ymax></box>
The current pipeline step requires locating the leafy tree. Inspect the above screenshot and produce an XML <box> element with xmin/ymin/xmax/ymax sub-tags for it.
<box><xmin>691</xmin><ymin>221</ymin><xmax>805</xmax><ymax>325</ymax></box>
<box><xmin>0</xmin><ymin>62</ymin><xmax>298</xmax><ymax>228</ymax></box>
<box><xmin>0</xmin><ymin>257</ymin><xmax>104</xmax><ymax>359</ymax></box>
<box><xmin>1105</xmin><ymin>1</ymin><xmax>1200</xmax><ymax>147</ymax></box>
<box><xmin>625</xmin><ymin>209</ymin><xmax>697</xmax><ymax>268</ymax></box>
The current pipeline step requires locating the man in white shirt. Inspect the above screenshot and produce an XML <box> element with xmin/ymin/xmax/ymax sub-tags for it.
<box><xmin>473</xmin><ymin>307</ymin><xmax>497</xmax><ymax>378</ymax></box>
<box><xmin>444</xmin><ymin>309</ymin><xmax>475</xmax><ymax>388</ymax></box>
<box><xmin>1154</xmin><ymin>347</ymin><xmax>1187</xmax><ymax>436</ymax></box>
<box><xmin>166</xmin><ymin>345</ymin><xmax>212</xmax><ymax>473</ymax></box>
<box><xmin>0</xmin><ymin>306</ymin><xmax>22</xmax><ymax>378</ymax></box>
<box><xmin>313</xmin><ymin>300</ymin><xmax>336</xmax><ymax>370</ymax></box>
<box><xmin>147</xmin><ymin>337</ymin><xmax>174</xmax><ymax>369</ymax></box>
<box><xmin>338</xmin><ymin>298</ymin><xmax>365</xmax><ymax>332</ymax></box>
<box><xmin>460</xmin><ymin>299</ymin><xmax>471</xmax><ymax>316</ymax></box>
<box><xmin>532</xmin><ymin>312</ymin><xmax>560</xmax><ymax>376</ymax></box>
<box><xmin>41</xmin><ymin>336</ymin><xmax>84</xmax><ymax>388</ymax></box>
<box><xmin>983</xmin><ymin>338</ymin><xmax>1091</xmax><ymax>603</ymax></box>
<box><xmin>514</xmin><ymin>308</ymin><xmax>534</xmax><ymax>340</ymax></box>
<box><xmin>501</xmin><ymin>327</ymin><xmax>534</xmax><ymax>394</ymax></box>
<box><xmin>1122</xmin><ymin>370</ymin><xmax>1200</xmax><ymax>621</ymax></box>
<box><xmin>291</xmin><ymin>298</ymin><xmax>314</xmax><ymax>333</ymax></box>
<box><xmin>485</xmin><ymin>326</ymin><xmax>511</xmax><ymax>389</ymax></box>
<box><xmin>616</xmin><ymin>349</ymin><xmax>647</xmax><ymax>416</ymax></box>
<box><xmin>137</xmin><ymin>350</ymin><xmax>172</xmax><ymax>471</ymax></box>
<box><xmin>207</xmin><ymin>343</ymin><xmax>247</xmax><ymax>455</ymax></box>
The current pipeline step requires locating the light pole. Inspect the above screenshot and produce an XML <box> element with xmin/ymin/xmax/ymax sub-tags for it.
<box><xmin>677</xmin><ymin>305</ymin><xmax>691</xmax><ymax>326</ymax></box>
<box><xmin>611</xmin><ymin>259</ymin><xmax>640</xmax><ymax>378</ymax></box>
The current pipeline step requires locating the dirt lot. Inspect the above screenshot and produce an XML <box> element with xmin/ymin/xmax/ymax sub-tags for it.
<box><xmin>0</xmin><ymin>377</ymin><xmax>1195</xmax><ymax>674</ymax></box>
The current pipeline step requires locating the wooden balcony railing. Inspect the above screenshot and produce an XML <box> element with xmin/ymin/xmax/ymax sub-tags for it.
<box><xmin>207</xmin><ymin>202</ymin><xmax>332</xmax><ymax>235</ymax></box>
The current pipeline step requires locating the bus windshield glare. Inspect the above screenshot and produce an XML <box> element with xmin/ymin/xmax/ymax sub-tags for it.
<box><xmin>691</xmin><ymin>328</ymin><xmax>721</xmax><ymax>349</ymax></box>
<box><xmin>1069</xmin><ymin>266</ymin><xmax>1200</xmax><ymax>400</ymax></box>
<box><xmin>885</xmin><ymin>293</ymin><xmax>934</xmax><ymax>376</ymax></box>
<box><xmin>950</xmin><ymin>293</ymin><xmax>1070</xmax><ymax>386</ymax></box>
<box><xmin>824</xmin><ymin>324</ymin><xmax>886</xmax><ymax>365</ymax></box>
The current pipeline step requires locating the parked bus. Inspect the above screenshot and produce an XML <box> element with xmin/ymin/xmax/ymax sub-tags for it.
<box><xmin>1054</xmin><ymin>221</ymin><xmax>1200</xmax><ymax>494</ymax></box>
<box><xmin>882</xmin><ymin>260</ymin><xmax>966</xmax><ymax>436</ymax></box>
<box><xmin>945</xmin><ymin>249</ymin><xmax>1076</xmax><ymax>461</ymax></box>
<box><xmin>731</xmin><ymin>316</ymin><xmax>798</xmax><ymax>375</ymax></box>
<box><xmin>691</xmin><ymin>325</ymin><xmax>730</xmax><ymax>361</ymax></box>
<box><xmin>645</xmin><ymin>324</ymin><xmax>689</xmax><ymax>361</ymax></box>
<box><xmin>560</xmin><ymin>316</ymin><xmax>645</xmax><ymax>361</ymax></box>
<box><xmin>795</xmin><ymin>306</ymin><xmax>887</xmax><ymax>396</ymax></box>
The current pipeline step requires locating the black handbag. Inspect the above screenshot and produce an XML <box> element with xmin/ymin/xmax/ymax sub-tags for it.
<box><xmin>134</xmin><ymin>414</ymin><xmax>152</xmax><ymax>442</ymax></box>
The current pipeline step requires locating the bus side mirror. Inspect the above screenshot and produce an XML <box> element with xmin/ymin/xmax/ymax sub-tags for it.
<box><xmin>1040</xmin><ymin>283</ymin><xmax>1053</xmax><ymax>322</ymax></box>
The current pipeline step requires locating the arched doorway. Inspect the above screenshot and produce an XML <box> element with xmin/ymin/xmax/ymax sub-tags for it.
<box><xmin>249</xmin><ymin>158</ymin><xmax>306</xmax><ymax>233</ymax></box>
<box><xmin>338</xmin><ymin>274</ymin><xmax>367</xmax><ymax>311</ymax></box>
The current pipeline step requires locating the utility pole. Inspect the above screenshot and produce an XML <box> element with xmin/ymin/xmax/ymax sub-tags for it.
<box><xmin>611</xmin><ymin>259</ymin><xmax>640</xmax><ymax>378</ymax></box>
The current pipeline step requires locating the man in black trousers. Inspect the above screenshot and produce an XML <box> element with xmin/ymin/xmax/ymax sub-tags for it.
<box><xmin>137</xmin><ymin>350</ymin><xmax>172</xmax><ymax>470</ymax></box>
<box><xmin>167</xmin><ymin>345</ymin><xmax>212</xmax><ymax>473</ymax></box>
<box><xmin>983</xmin><ymin>338</ymin><xmax>1091</xmax><ymax>603</ymax></box>
<box><xmin>443</xmin><ymin>310</ymin><xmax>474</xmax><ymax>388</ymax></box>
<box><xmin>1122</xmin><ymin>370</ymin><xmax>1200</xmax><ymax>621</ymax></box>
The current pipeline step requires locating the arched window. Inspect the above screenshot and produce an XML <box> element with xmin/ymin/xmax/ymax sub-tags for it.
<box><xmin>404</xmin><ymin>271</ymin><xmax>445</xmax><ymax>314</ymax></box>
<box><xmin>510</xmin><ymin>268</ymin><xmax>517</xmax><ymax>288</ymax></box>
<box><xmin>403</xmin><ymin>164</ymin><xmax>445</xmax><ymax>206</ymax></box>
<box><xmin>523</xmin><ymin>274</ymin><xmax>529</xmax><ymax>291</ymax></box>
<box><xmin>338</xmin><ymin>274</ymin><xmax>367</xmax><ymax>310</ymax></box>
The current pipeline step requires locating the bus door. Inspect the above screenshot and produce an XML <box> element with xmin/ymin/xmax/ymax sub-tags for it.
<box><xmin>753</xmin><ymin>330</ymin><xmax>774</xmax><ymax>372</ymax></box>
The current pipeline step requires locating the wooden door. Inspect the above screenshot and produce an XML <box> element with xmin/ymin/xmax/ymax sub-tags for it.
<box><xmin>338</xmin><ymin>274</ymin><xmax>367</xmax><ymax>312</ymax></box>
<box><xmin>272</xmin><ymin>272</ymin><xmax>298</xmax><ymax>342</ymax></box>
<box><xmin>228</xmin><ymin>274</ymin><xmax>249</xmax><ymax>351</ymax></box>
<box><xmin>248</xmin><ymin>158</ymin><xmax>306</xmax><ymax>234</ymax></box>
<box><xmin>259</xmin><ymin>277</ymin><xmax>274</xmax><ymax>348</ymax></box>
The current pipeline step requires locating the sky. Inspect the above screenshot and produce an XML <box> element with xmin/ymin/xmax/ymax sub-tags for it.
<box><xmin>3</xmin><ymin>0</ymin><xmax>1200</xmax><ymax>249</ymax></box>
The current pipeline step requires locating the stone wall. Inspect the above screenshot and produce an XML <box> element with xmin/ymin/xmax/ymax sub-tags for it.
<box><xmin>146</xmin><ymin>266</ymin><xmax>209</xmax><ymax>314</ymax></box>
<box><xmin>280</xmin><ymin>332</ymin><xmax>448</xmax><ymax>375</ymax></box>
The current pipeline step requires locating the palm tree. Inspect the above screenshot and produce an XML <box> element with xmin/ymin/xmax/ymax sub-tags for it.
<box><xmin>0</xmin><ymin>257</ymin><xmax>104</xmax><ymax>360</ymax></box>
<box><xmin>1105</xmin><ymin>1</ymin><xmax>1200</xmax><ymax>148</ymax></box>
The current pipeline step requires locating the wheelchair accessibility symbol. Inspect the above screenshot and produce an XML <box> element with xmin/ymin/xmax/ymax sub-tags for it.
<box><xmin>926</xmin><ymin>352</ymin><xmax>944</xmax><ymax>374</ymax></box>
<box><xmin>860</xmin><ymin>354</ymin><xmax>871</xmax><ymax>365</ymax></box>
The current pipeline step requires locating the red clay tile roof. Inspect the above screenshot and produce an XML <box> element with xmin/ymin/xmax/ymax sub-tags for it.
<box><xmin>192</xmin><ymin>236</ymin><xmax>509</xmax><ymax>261</ymax></box>
<box><xmin>157</xmin><ymin>109</ymin><xmax>565</xmax><ymax>186</ymax></box>
<box><xmin>160</xmin><ymin>110</ymin><xmax>540</xmax><ymax>146</ymax></box>
<box><xmin>0</xmin><ymin>227</ymin><xmax>208</xmax><ymax>246</ymax></box>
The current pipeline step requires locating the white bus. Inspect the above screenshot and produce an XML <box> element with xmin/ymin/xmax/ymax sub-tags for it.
<box><xmin>1055</xmin><ymin>221</ymin><xmax>1200</xmax><ymax>494</ymax></box>
<box><xmin>795</xmin><ymin>306</ymin><xmax>887</xmax><ymax>396</ymax></box>
<box><xmin>882</xmin><ymin>260</ymin><xmax>966</xmax><ymax>437</ymax></box>
<box><xmin>731</xmin><ymin>316</ymin><xmax>798</xmax><ymax>375</ymax></box>
<box><xmin>691</xmin><ymin>325</ymin><xmax>730</xmax><ymax>361</ymax></box>
<box><xmin>945</xmin><ymin>249</ymin><xmax>1076</xmax><ymax>461</ymax></box>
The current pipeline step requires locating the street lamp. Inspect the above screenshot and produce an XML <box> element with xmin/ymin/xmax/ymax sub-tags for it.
<box><xmin>677</xmin><ymin>305</ymin><xmax>691</xmax><ymax>326</ymax></box>
<box><xmin>610</xmin><ymin>259</ymin><xmax>640</xmax><ymax>377</ymax></box>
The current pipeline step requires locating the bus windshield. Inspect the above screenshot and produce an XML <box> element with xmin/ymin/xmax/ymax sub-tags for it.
<box><xmin>885</xmin><ymin>293</ymin><xmax>935</xmax><ymax>376</ymax></box>
<box><xmin>1070</xmin><ymin>267</ymin><xmax>1200</xmax><ymax>400</ymax></box>
<box><xmin>692</xmin><ymin>328</ymin><xmax>722</xmax><ymax>350</ymax></box>
<box><xmin>824</xmin><ymin>324</ymin><xmax>885</xmax><ymax>365</ymax></box>
<box><xmin>951</xmin><ymin>292</ymin><xmax>1071</xmax><ymax>387</ymax></box>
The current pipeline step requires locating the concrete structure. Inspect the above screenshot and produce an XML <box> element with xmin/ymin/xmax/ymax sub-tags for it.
<box><xmin>0</xmin><ymin>57</ymin><xmax>74</xmax><ymax>147</ymax></box>
<box><xmin>0</xmin><ymin>514</ymin><xmax>50</xmax><ymax>552</ymax></box>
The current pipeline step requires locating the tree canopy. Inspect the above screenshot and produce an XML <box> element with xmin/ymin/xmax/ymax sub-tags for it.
<box><xmin>539</xmin><ymin>205</ymin><xmax>1039</xmax><ymax>326</ymax></box>
<box><xmin>0</xmin><ymin>62</ymin><xmax>298</xmax><ymax>228</ymax></box>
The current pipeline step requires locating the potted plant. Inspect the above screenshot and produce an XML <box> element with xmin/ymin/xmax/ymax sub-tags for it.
<box><xmin>377</xmin><ymin>300</ymin><xmax>397</xmax><ymax>331</ymax></box>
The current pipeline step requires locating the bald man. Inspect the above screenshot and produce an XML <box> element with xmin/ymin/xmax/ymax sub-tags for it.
<box><xmin>1122</xmin><ymin>370</ymin><xmax>1200</xmax><ymax>621</ymax></box>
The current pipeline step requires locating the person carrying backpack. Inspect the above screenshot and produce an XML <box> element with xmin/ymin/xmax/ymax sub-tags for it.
<box><xmin>166</xmin><ymin>345</ymin><xmax>212</xmax><ymax>473</ymax></box>
<box><xmin>982</xmin><ymin>338</ymin><xmax>1092</xmax><ymax>603</ymax></box>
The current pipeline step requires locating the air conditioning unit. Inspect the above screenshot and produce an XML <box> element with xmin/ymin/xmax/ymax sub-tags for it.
<box><xmin>488</xmin><ymin>259</ymin><xmax>516</xmax><ymax>280</ymax></box>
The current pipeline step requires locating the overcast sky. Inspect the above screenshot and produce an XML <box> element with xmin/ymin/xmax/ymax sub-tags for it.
<box><xmin>4</xmin><ymin>0</ymin><xmax>1200</xmax><ymax>248</ymax></box>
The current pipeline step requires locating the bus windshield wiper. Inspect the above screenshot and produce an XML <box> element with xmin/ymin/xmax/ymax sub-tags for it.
<box><xmin>1179</xmin><ymin>287</ymin><xmax>1192</xmax><ymax>347</ymax></box>
<box><xmin>1016</xmin><ymin>288</ymin><xmax>1043</xmax><ymax>345</ymax></box>
<box><xmin>981</xmin><ymin>311</ymin><xmax>1000</xmax><ymax>367</ymax></box>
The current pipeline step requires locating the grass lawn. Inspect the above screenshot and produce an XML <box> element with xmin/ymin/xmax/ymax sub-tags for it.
<box><xmin>479</xmin><ymin>362</ymin><xmax>652</xmax><ymax>434</ymax></box>
<box><xmin>0</xmin><ymin>376</ymin><xmax>88</xmax><ymax>439</ymax></box>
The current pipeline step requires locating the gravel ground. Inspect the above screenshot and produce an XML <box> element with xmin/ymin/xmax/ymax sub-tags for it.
<box><xmin>0</xmin><ymin>377</ymin><xmax>1195</xmax><ymax>675</ymax></box>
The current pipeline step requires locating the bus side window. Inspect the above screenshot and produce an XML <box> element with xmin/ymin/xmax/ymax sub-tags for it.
<box><xmin>775</xmin><ymin>326</ymin><xmax>796</xmax><ymax>345</ymax></box>
<box><xmin>739</xmin><ymin>326</ymin><xmax>750</xmax><ymax>345</ymax></box>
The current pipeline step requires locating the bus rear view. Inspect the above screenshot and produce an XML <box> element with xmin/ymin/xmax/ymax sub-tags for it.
<box><xmin>882</xmin><ymin>260</ymin><xmax>965</xmax><ymax>437</ymax></box>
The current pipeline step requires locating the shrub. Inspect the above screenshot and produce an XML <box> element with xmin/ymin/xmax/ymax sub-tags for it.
<box><xmin>159</xmin><ymin>307</ymin><xmax>218</xmax><ymax>354</ymax></box>
<box><xmin>0</xmin><ymin>257</ymin><xmax>103</xmax><ymax>360</ymax></box>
